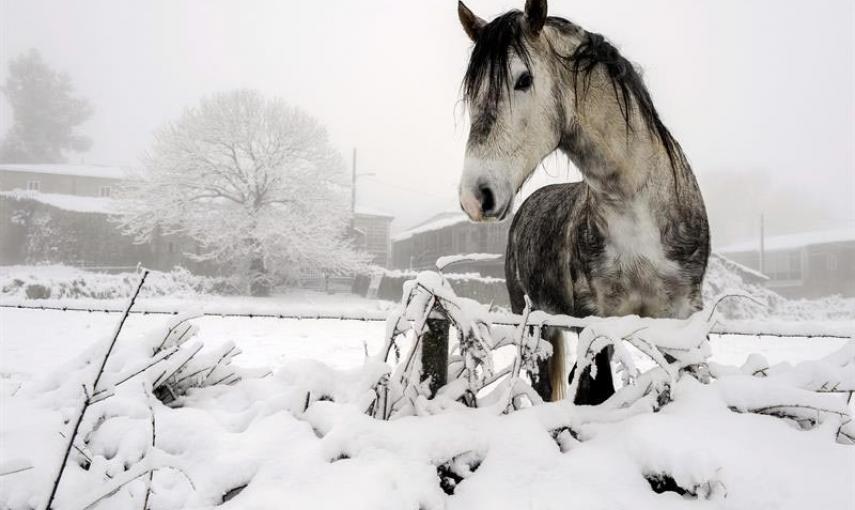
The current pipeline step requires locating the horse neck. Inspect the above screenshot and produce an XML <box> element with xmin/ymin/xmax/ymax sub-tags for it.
<box><xmin>556</xmin><ymin>66</ymin><xmax>677</xmax><ymax>203</ymax></box>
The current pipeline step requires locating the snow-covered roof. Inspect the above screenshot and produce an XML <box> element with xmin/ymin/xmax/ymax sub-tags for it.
<box><xmin>709</xmin><ymin>252</ymin><xmax>768</xmax><ymax>281</ymax></box>
<box><xmin>393</xmin><ymin>211</ymin><xmax>469</xmax><ymax>241</ymax></box>
<box><xmin>0</xmin><ymin>164</ymin><xmax>127</xmax><ymax>180</ymax></box>
<box><xmin>354</xmin><ymin>206</ymin><xmax>393</xmax><ymax>219</ymax></box>
<box><xmin>718</xmin><ymin>228</ymin><xmax>855</xmax><ymax>254</ymax></box>
<box><xmin>436</xmin><ymin>253</ymin><xmax>502</xmax><ymax>270</ymax></box>
<box><xmin>0</xmin><ymin>190</ymin><xmax>116</xmax><ymax>214</ymax></box>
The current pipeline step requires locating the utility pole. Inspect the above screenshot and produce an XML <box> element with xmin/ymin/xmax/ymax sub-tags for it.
<box><xmin>351</xmin><ymin>147</ymin><xmax>357</xmax><ymax>224</ymax></box>
<box><xmin>350</xmin><ymin>147</ymin><xmax>376</xmax><ymax>225</ymax></box>
<box><xmin>759</xmin><ymin>213</ymin><xmax>766</xmax><ymax>274</ymax></box>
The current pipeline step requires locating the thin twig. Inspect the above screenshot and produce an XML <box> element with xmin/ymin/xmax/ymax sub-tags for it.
<box><xmin>706</xmin><ymin>292</ymin><xmax>766</xmax><ymax>322</ymax></box>
<box><xmin>44</xmin><ymin>270</ymin><xmax>149</xmax><ymax>510</ymax></box>
<box><xmin>56</xmin><ymin>432</ymin><xmax>93</xmax><ymax>464</ymax></box>
<box><xmin>155</xmin><ymin>318</ymin><xmax>199</xmax><ymax>353</ymax></box>
<box><xmin>142</xmin><ymin>385</ymin><xmax>156</xmax><ymax>510</ymax></box>
<box><xmin>153</xmin><ymin>343</ymin><xmax>203</xmax><ymax>389</ymax></box>
<box><xmin>203</xmin><ymin>345</ymin><xmax>237</xmax><ymax>383</ymax></box>
<box><xmin>78</xmin><ymin>462</ymin><xmax>195</xmax><ymax>510</ymax></box>
<box><xmin>91</xmin><ymin>346</ymin><xmax>180</xmax><ymax>400</ymax></box>
<box><xmin>749</xmin><ymin>404</ymin><xmax>849</xmax><ymax>418</ymax></box>
<box><xmin>0</xmin><ymin>465</ymin><xmax>34</xmax><ymax>477</ymax></box>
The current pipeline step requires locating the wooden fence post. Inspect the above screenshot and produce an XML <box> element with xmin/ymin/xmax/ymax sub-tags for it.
<box><xmin>421</xmin><ymin>316</ymin><xmax>449</xmax><ymax>398</ymax></box>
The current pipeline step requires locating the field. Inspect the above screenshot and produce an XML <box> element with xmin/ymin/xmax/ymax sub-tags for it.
<box><xmin>1</xmin><ymin>288</ymin><xmax>853</xmax><ymax>509</ymax></box>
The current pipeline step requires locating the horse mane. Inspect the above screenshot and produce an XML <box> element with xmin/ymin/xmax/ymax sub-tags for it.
<box><xmin>567</xmin><ymin>31</ymin><xmax>685</xmax><ymax>173</ymax></box>
<box><xmin>462</xmin><ymin>11</ymin><xmax>688</xmax><ymax>174</ymax></box>
<box><xmin>462</xmin><ymin>11</ymin><xmax>532</xmax><ymax>111</ymax></box>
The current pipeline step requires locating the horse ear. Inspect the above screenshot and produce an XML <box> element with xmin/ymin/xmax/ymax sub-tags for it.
<box><xmin>458</xmin><ymin>1</ymin><xmax>486</xmax><ymax>42</ymax></box>
<box><xmin>524</xmin><ymin>0</ymin><xmax>547</xmax><ymax>35</ymax></box>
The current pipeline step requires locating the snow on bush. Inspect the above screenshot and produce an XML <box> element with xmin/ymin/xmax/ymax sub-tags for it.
<box><xmin>702</xmin><ymin>253</ymin><xmax>855</xmax><ymax>321</ymax></box>
<box><xmin>0</xmin><ymin>271</ymin><xmax>853</xmax><ymax>509</ymax></box>
<box><xmin>0</xmin><ymin>265</ymin><xmax>241</xmax><ymax>300</ymax></box>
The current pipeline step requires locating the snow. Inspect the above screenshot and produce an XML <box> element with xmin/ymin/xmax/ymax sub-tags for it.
<box><xmin>0</xmin><ymin>293</ymin><xmax>393</xmax><ymax>385</ymax></box>
<box><xmin>710</xmin><ymin>252</ymin><xmax>768</xmax><ymax>281</ymax></box>
<box><xmin>0</xmin><ymin>265</ymin><xmax>240</xmax><ymax>300</ymax></box>
<box><xmin>1</xmin><ymin>190</ymin><xmax>117</xmax><ymax>214</ymax></box>
<box><xmin>436</xmin><ymin>253</ymin><xmax>502</xmax><ymax>271</ymax></box>
<box><xmin>354</xmin><ymin>206</ymin><xmax>394</xmax><ymax>219</ymax></box>
<box><xmin>1</xmin><ymin>286</ymin><xmax>853</xmax><ymax>508</ymax></box>
<box><xmin>0</xmin><ymin>164</ymin><xmax>128</xmax><ymax>180</ymax></box>
<box><xmin>393</xmin><ymin>211</ymin><xmax>470</xmax><ymax>241</ymax></box>
<box><xmin>714</xmin><ymin>319</ymin><xmax>855</xmax><ymax>339</ymax></box>
<box><xmin>718</xmin><ymin>228</ymin><xmax>855</xmax><ymax>253</ymax></box>
<box><xmin>7</xmin><ymin>249</ymin><xmax>853</xmax><ymax>321</ymax></box>
<box><xmin>1</xmin><ymin>267</ymin><xmax>853</xmax><ymax>509</ymax></box>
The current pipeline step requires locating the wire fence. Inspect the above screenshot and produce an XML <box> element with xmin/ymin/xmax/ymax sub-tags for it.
<box><xmin>2</xmin><ymin>301</ymin><xmax>852</xmax><ymax>340</ymax></box>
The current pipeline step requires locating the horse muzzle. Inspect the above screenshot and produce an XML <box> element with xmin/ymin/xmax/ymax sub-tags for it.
<box><xmin>459</xmin><ymin>179</ymin><xmax>511</xmax><ymax>222</ymax></box>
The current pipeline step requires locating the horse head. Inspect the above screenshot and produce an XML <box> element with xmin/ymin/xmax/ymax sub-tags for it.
<box><xmin>457</xmin><ymin>0</ymin><xmax>567</xmax><ymax>222</ymax></box>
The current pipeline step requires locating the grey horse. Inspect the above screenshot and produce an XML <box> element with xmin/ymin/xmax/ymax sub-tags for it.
<box><xmin>457</xmin><ymin>0</ymin><xmax>710</xmax><ymax>404</ymax></box>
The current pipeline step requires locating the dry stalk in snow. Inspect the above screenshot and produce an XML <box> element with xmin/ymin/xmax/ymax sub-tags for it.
<box><xmin>142</xmin><ymin>385</ymin><xmax>156</xmax><ymax>510</ymax></box>
<box><xmin>364</xmin><ymin>272</ymin><xmax>854</xmax><ymax>444</ymax></box>
<box><xmin>43</xmin><ymin>270</ymin><xmax>150</xmax><ymax>510</ymax></box>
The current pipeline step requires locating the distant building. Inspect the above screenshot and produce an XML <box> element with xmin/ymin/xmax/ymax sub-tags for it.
<box><xmin>391</xmin><ymin>211</ymin><xmax>509</xmax><ymax>277</ymax></box>
<box><xmin>719</xmin><ymin>229</ymin><xmax>855</xmax><ymax>298</ymax></box>
<box><xmin>0</xmin><ymin>164</ymin><xmax>207</xmax><ymax>273</ymax></box>
<box><xmin>353</xmin><ymin>207</ymin><xmax>394</xmax><ymax>267</ymax></box>
<box><xmin>0</xmin><ymin>164</ymin><xmax>124</xmax><ymax>197</ymax></box>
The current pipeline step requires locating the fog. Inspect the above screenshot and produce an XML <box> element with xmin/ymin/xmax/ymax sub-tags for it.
<box><xmin>1</xmin><ymin>0</ymin><xmax>853</xmax><ymax>244</ymax></box>
<box><xmin>2</xmin><ymin>5</ymin><xmax>855</xmax><ymax>502</ymax></box>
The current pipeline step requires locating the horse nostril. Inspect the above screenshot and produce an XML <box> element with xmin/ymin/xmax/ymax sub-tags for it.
<box><xmin>479</xmin><ymin>185</ymin><xmax>495</xmax><ymax>214</ymax></box>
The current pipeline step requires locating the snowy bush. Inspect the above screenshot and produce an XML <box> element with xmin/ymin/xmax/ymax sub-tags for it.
<box><xmin>355</xmin><ymin>268</ymin><xmax>524</xmax><ymax>309</ymax></box>
<box><xmin>23</xmin><ymin>283</ymin><xmax>51</xmax><ymax>300</ymax></box>
<box><xmin>0</xmin><ymin>265</ymin><xmax>241</xmax><ymax>300</ymax></box>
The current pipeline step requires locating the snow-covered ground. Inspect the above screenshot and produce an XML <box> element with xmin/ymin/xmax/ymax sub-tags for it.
<box><xmin>0</xmin><ymin>294</ymin><xmax>392</xmax><ymax>387</ymax></box>
<box><xmin>1</xmin><ymin>285</ymin><xmax>853</xmax><ymax>509</ymax></box>
<box><xmin>1</xmin><ymin>291</ymin><xmax>849</xmax><ymax>388</ymax></box>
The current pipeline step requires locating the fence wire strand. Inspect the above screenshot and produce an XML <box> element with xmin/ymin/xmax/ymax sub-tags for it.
<box><xmin>1</xmin><ymin>302</ymin><xmax>852</xmax><ymax>340</ymax></box>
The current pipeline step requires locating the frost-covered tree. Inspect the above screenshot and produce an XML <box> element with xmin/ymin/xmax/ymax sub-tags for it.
<box><xmin>0</xmin><ymin>49</ymin><xmax>93</xmax><ymax>163</ymax></box>
<box><xmin>117</xmin><ymin>89</ymin><xmax>366</xmax><ymax>295</ymax></box>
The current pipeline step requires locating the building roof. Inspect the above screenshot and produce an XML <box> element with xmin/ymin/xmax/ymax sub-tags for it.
<box><xmin>0</xmin><ymin>164</ymin><xmax>127</xmax><ymax>180</ymax></box>
<box><xmin>436</xmin><ymin>253</ymin><xmax>502</xmax><ymax>270</ymax></box>
<box><xmin>393</xmin><ymin>211</ymin><xmax>470</xmax><ymax>241</ymax></box>
<box><xmin>354</xmin><ymin>206</ymin><xmax>394</xmax><ymax>219</ymax></box>
<box><xmin>709</xmin><ymin>252</ymin><xmax>768</xmax><ymax>282</ymax></box>
<box><xmin>718</xmin><ymin>228</ymin><xmax>855</xmax><ymax>254</ymax></box>
<box><xmin>1</xmin><ymin>190</ymin><xmax>116</xmax><ymax>214</ymax></box>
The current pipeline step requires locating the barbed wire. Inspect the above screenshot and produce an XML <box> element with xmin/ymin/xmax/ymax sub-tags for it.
<box><xmin>0</xmin><ymin>302</ymin><xmax>386</xmax><ymax>321</ymax></box>
<box><xmin>1</xmin><ymin>301</ymin><xmax>852</xmax><ymax>340</ymax></box>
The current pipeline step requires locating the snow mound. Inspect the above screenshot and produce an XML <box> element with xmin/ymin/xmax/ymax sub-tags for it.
<box><xmin>2</xmin><ymin>337</ymin><xmax>852</xmax><ymax>509</ymax></box>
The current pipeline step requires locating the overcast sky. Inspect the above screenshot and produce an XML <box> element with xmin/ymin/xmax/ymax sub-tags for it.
<box><xmin>1</xmin><ymin>0</ymin><xmax>853</xmax><ymax>246</ymax></box>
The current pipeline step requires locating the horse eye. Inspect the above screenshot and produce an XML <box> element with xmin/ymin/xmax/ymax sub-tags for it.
<box><xmin>514</xmin><ymin>72</ymin><xmax>533</xmax><ymax>91</ymax></box>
